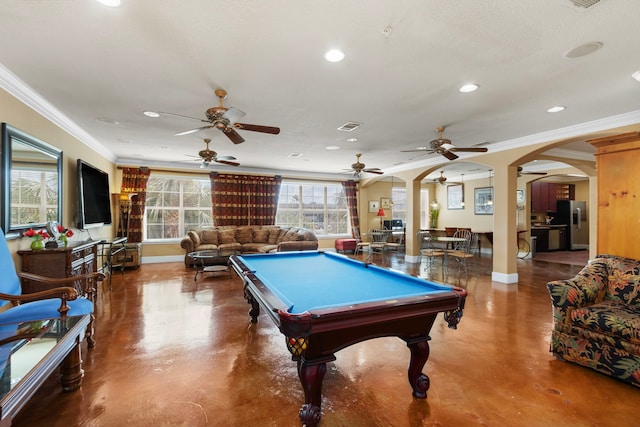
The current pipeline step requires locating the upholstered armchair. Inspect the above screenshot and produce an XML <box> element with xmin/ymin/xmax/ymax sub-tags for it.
<box><xmin>0</xmin><ymin>228</ymin><xmax>103</xmax><ymax>347</ymax></box>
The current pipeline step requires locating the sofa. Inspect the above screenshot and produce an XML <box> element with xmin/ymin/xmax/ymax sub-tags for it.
<box><xmin>547</xmin><ymin>254</ymin><xmax>640</xmax><ymax>387</ymax></box>
<box><xmin>180</xmin><ymin>225</ymin><xmax>318</xmax><ymax>266</ymax></box>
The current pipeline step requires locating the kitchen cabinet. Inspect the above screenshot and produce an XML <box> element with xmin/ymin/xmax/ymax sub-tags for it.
<box><xmin>18</xmin><ymin>240</ymin><xmax>99</xmax><ymax>294</ymax></box>
<box><xmin>589</xmin><ymin>132</ymin><xmax>640</xmax><ymax>259</ymax></box>
<box><xmin>531</xmin><ymin>182</ymin><xmax>575</xmax><ymax>212</ymax></box>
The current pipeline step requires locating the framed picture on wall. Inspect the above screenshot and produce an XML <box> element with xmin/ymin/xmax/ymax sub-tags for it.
<box><xmin>380</xmin><ymin>198</ymin><xmax>392</xmax><ymax>209</ymax></box>
<box><xmin>474</xmin><ymin>187</ymin><xmax>494</xmax><ymax>215</ymax></box>
<box><xmin>447</xmin><ymin>184</ymin><xmax>464</xmax><ymax>210</ymax></box>
<box><xmin>369</xmin><ymin>200</ymin><xmax>380</xmax><ymax>213</ymax></box>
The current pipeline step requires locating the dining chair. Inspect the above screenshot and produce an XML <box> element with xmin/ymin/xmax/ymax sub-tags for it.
<box><xmin>417</xmin><ymin>230</ymin><xmax>445</xmax><ymax>277</ymax></box>
<box><xmin>0</xmin><ymin>228</ymin><xmax>104</xmax><ymax>346</ymax></box>
<box><xmin>384</xmin><ymin>230</ymin><xmax>404</xmax><ymax>253</ymax></box>
<box><xmin>366</xmin><ymin>229</ymin><xmax>389</xmax><ymax>261</ymax></box>
<box><xmin>447</xmin><ymin>229</ymin><xmax>475</xmax><ymax>280</ymax></box>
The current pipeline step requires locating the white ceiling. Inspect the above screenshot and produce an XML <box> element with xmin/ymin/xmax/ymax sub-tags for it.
<box><xmin>1</xmin><ymin>0</ymin><xmax>640</xmax><ymax>181</ymax></box>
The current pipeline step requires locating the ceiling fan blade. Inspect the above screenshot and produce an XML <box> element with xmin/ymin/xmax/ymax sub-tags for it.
<box><xmin>523</xmin><ymin>171</ymin><xmax>548</xmax><ymax>175</ymax></box>
<box><xmin>175</xmin><ymin>125</ymin><xmax>213</xmax><ymax>136</ymax></box>
<box><xmin>441</xmin><ymin>151</ymin><xmax>459</xmax><ymax>161</ymax></box>
<box><xmin>158</xmin><ymin>111</ymin><xmax>208</xmax><ymax>122</ymax></box>
<box><xmin>216</xmin><ymin>159</ymin><xmax>240</xmax><ymax>167</ymax></box>
<box><xmin>449</xmin><ymin>147</ymin><xmax>489</xmax><ymax>153</ymax></box>
<box><xmin>363</xmin><ymin>169</ymin><xmax>384</xmax><ymax>175</ymax></box>
<box><xmin>234</xmin><ymin>123</ymin><xmax>281</xmax><ymax>135</ymax></box>
<box><xmin>222</xmin><ymin>127</ymin><xmax>246</xmax><ymax>144</ymax></box>
<box><xmin>222</xmin><ymin>107</ymin><xmax>246</xmax><ymax>124</ymax></box>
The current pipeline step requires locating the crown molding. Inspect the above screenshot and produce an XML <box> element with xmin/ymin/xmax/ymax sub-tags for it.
<box><xmin>0</xmin><ymin>62</ymin><xmax>116</xmax><ymax>162</ymax></box>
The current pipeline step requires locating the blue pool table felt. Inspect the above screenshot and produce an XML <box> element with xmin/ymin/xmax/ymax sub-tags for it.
<box><xmin>238</xmin><ymin>251</ymin><xmax>454</xmax><ymax>314</ymax></box>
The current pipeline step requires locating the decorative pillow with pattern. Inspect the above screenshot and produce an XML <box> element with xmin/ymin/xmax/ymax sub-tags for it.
<box><xmin>188</xmin><ymin>230</ymin><xmax>201</xmax><ymax>247</ymax></box>
<box><xmin>218</xmin><ymin>229</ymin><xmax>237</xmax><ymax>244</ymax></box>
<box><xmin>236</xmin><ymin>226</ymin><xmax>253</xmax><ymax>244</ymax></box>
<box><xmin>200</xmin><ymin>229</ymin><xmax>218</xmax><ymax>245</ymax></box>
<box><xmin>253</xmin><ymin>229</ymin><xmax>270</xmax><ymax>243</ymax></box>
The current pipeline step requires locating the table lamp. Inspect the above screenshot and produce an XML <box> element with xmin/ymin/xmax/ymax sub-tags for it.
<box><xmin>376</xmin><ymin>208</ymin><xmax>386</xmax><ymax>229</ymax></box>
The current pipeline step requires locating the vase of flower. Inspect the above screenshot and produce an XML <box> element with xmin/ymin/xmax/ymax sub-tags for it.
<box><xmin>31</xmin><ymin>238</ymin><xmax>45</xmax><ymax>250</ymax></box>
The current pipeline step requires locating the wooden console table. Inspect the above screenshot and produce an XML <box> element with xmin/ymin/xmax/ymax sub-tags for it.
<box><xmin>17</xmin><ymin>240</ymin><xmax>100</xmax><ymax>294</ymax></box>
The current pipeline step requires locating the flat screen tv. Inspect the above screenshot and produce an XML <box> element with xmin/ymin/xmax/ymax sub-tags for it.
<box><xmin>77</xmin><ymin>159</ymin><xmax>112</xmax><ymax>229</ymax></box>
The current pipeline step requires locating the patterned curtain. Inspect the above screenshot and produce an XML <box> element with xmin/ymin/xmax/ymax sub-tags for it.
<box><xmin>120</xmin><ymin>167</ymin><xmax>150</xmax><ymax>243</ymax></box>
<box><xmin>342</xmin><ymin>180</ymin><xmax>359</xmax><ymax>237</ymax></box>
<box><xmin>210</xmin><ymin>173</ymin><xmax>282</xmax><ymax>226</ymax></box>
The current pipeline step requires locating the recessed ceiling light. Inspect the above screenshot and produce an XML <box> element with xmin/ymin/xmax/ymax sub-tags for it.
<box><xmin>416</xmin><ymin>146</ymin><xmax>427</xmax><ymax>150</ymax></box>
<box><xmin>346</xmin><ymin>138</ymin><xmax>358</xmax><ymax>142</ymax></box>
<box><xmin>143</xmin><ymin>111</ymin><xmax>160</xmax><ymax>118</ymax></box>
<box><xmin>547</xmin><ymin>106</ymin><xmax>566</xmax><ymax>113</ymax></box>
<box><xmin>325</xmin><ymin>49</ymin><xmax>345</xmax><ymax>63</ymax></box>
<box><xmin>459</xmin><ymin>83</ymin><xmax>479</xmax><ymax>93</ymax></box>
<box><xmin>632</xmin><ymin>71</ymin><xmax>640</xmax><ymax>82</ymax></box>
<box><xmin>563</xmin><ymin>42</ymin><xmax>603</xmax><ymax>59</ymax></box>
<box><xmin>326</xmin><ymin>145</ymin><xmax>341</xmax><ymax>150</ymax></box>
<box><xmin>95</xmin><ymin>0</ymin><xmax>121</xmax><ymax>7</ymax></box>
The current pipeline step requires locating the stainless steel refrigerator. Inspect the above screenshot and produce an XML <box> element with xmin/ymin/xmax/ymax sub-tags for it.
<box><xmin>555</xmin><ymin>200</ymin><xmax>589</xmax><ymax>250</ymax></box>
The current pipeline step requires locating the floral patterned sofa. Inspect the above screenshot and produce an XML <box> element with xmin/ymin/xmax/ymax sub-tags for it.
<box><xmin>547</xmin><ymin>254</ymin><xmax>640</xmax><ymax>387</ymax></box>
<box><xmin>180</xmin><ymin>225</ymin><xmax>318</xmax><ymax>266</ymax></box>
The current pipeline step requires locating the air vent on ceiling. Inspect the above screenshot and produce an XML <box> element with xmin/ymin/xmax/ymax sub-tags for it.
<box><xmin>568</xmin><ymin>0</ymin><xmax>601</xmax><ymax>8</ymax></box>
<box><xmin>473</xmin><ymin>140</ymin><xmax>494</xmax><ymax>147</ymax></box>
<box><xmin>337</xmin><ymin>121</ymin><xmax>362</xmax><ymax>132</ymax></box>
<box><xmin>288</xmin><ymin>152</ymin><xmax>303</xmax><ymax>158</ymax></box>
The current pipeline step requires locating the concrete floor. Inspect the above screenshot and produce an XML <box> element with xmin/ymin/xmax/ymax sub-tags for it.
<box><xmin>13</xmin><ymin>251</ymin><xmax>640</xmax><ymax>426</ymax></box>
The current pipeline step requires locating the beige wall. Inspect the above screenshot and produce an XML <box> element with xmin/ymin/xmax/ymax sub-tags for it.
<box><xmin>1</xmin><ymin>88</ymin><xmax>116</xmax><ymax>266</ymax></box>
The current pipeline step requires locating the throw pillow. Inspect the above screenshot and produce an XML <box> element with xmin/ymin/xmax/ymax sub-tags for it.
<box><xmin>253</xmin><ymin>229</ymin><xmax>270</xmax><ymax>243</ymax></box>
<box><xmin>218</xmin><ymin>229</ymin><xmax>237</xmax><ymax>244</ymax></box>
<box><xmin>236</xmin><ymin>226</ymin><xmax>253</xmax><ymax>244</ymax></box>
<box><xmin>267</xmin><ymin>228</ymin><xmax>282</xmax><ymax>244</ymax></box>
<box><xmin>282</xmin><ymin>229</ymin><xmax>299</xmax><ymax>242</ymax></box>
<box><xmin>188</xmin><ymin>230</ymin><xmax>201</xmax><ymax>247</ymax></box>
<box><xmin>200</xmin><ymin>229</ymin><xmax>218</xmax><ymax>245</ymax></box>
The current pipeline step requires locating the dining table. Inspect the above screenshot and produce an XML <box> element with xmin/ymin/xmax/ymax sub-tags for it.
<box><xmin>420</xmin><ymin>235</ymin><xmax>468</xmax><ymax>277</ymax></box>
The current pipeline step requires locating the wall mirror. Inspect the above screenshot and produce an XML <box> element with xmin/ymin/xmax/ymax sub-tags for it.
<box><xmin>1</xmin><ymin>123</ymin><xmax>63</xmax><ymax>239</ymax></box>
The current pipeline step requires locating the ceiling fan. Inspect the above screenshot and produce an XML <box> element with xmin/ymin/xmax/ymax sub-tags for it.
<box><xmin>517</xmin><ymin>166</ymin><xmax>547</xmax><ymax>177</ymax></box>
<box><xmin>433</xmin><ymin>171</ymin><xmax>462</xmax><ymax>186</ymax></box>
<box><xmin>156</xmin><ymin>89</ymin><xmax>280</xmax><ymax>144</ymax></box>
<box><xmin>344</xmin><ymin>153</ymin><xmax>384</xmax><ymax>177</ymax></box>
<box><xmin>402</xmin><ymin>126</ymin><xmax>488</xmax><ymax>160</ymax></box>
<box><xmin>190</xmin><ymin>138</ymin><xmax>240</xmax><ymax>168</ymax></box>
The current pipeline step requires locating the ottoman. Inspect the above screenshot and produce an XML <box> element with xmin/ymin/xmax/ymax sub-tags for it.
<box><xmin>335</xmin><ymin>238</ymin><xmax>357</xmax><ymax>254</ymax></box>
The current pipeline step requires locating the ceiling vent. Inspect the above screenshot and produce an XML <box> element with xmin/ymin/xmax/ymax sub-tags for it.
<box><xmin>568</xmin><ymin>0</ymin><xmax>602</xmax><ymax>8</ymax></box>
<box><xmin>337</xmin><ymin>121</ymin><xmax>362</xmax><ymax>132</ymax></box>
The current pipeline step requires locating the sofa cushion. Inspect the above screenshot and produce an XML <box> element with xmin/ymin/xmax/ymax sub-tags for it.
<box><xmin>253</xmin><ymin>229</ymin><xmax>270</xmax><ymax>243</ymax></box>
<box><xmin>218</xmin><ymin>229</ymin><xmax>237</xmax><ymax>244</ymax></box>
<box><xmin>200</xmin><ymin>229</ymin><xmax>219</xmax><ymax>245</ymax></box>
<box><xmin>188</xmin><ymin>230</ymin><xmax>201</xmax><ymax>247</ymax></box>
<box><xmin>267</xmin><ymin>228</ymin><xmax>282</xmax><ymax>244</ymax></box>
<box><xmin>241</xmin><ymin>243</ymin><xmax>278</xmax><ymax>253</ymax></box>
<box><xmin>236</xmin><ymin>226</ymin><xmax>253</xmax><ymax>244</ymax></box>
<box><xmin>570</xmin><ymin>299</ymin><xmax>640</xmax><ymax>344</ymax></box>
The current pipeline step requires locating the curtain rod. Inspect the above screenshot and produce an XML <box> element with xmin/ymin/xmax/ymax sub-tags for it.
<box><xmin>116</xmin><ymin>166</ymin><xmax>350</xmax><ymax>182</ymax></box>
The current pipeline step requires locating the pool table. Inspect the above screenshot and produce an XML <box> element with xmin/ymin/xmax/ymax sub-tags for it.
<box><xmin>229</xmin><ymin>251</ymin><xmax>467</xmax><ymax>426</ymax></box>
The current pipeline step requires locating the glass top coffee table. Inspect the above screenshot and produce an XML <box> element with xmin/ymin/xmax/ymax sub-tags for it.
<box><xmin>0</xmin><ymin>314</ymin><xmax>90</xmax><ymax>425</ymax></box>
<box><xmin>188</xmin><ymin>250</ymin><xmax>234</xmax><ymax>281</ymax></box>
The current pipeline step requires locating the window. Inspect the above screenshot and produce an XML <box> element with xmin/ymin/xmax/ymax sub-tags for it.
<box><xmin>144</xmin><ymin>175</ymin><xmax>212</xmax><ymax>240</ymax></box>
<box><xmin>276</xmin><ymin>181</ymin><xmax>348</xmax><ymax>236</ymax></box>
<box><xmin>10</xmin><ymin>167</ymin><xmax>58</xmax><ymax>226</ymax></box>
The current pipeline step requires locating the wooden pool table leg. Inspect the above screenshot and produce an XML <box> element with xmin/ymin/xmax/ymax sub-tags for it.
<box><xmin>243</xmin><ymin>285</ymin><xmax>260</xmax><ymax>323</ymax></box>
<box><xmin>406</xmin><ymin>337</ymin><xmax>431</xmax><ymax>399</ymax></box>
<box><xmin>297</xmin><ymin>357</ymin><xmax>332</xmax><ymax>427</ymax></box>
